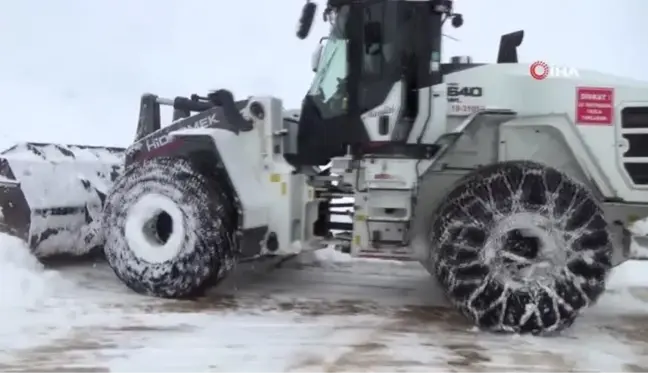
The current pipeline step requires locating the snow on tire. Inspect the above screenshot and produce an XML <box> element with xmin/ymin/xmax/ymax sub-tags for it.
<box><xmin>430</xmin><ymin>160</ymin><xmax>612</xmax><ymax>334</ymax></box>
<box><xmin>103</xmin><ymin>157</ymin><xmax>237</xmax><ymax>298</ymax></box>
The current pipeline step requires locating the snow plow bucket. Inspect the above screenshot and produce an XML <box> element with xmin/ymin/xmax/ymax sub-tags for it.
<box><xmin>0</xmin><ymin>143</ymin><xmax>125</xmax><ymax>258</ymax></box>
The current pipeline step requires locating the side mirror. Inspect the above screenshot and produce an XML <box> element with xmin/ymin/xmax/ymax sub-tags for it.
<box><xmin>311</xmin><ymin>38</ymin><xmax>326</xmax><ymax>72</ymax></box>
<box><xmin>296</xmin><ymin>1</ymin><xmax>317</xmax><ymax>40</ymax></box>
<box><xmin>450</xmin><ymin>13</ymin><xmax>463</xmax><ymax>28</ymax></box>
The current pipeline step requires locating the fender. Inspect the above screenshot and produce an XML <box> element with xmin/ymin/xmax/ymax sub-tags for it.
<box><xmin>135</xmin><ymin>126</ymin><xmax>269</xmax><ymax>259</ymax></box>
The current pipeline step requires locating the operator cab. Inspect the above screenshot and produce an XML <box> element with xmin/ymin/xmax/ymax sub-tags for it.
<box><xmin>289</xmin><ymin>0</ymin><xmax>456</xmax><ymax>166</ymax></box>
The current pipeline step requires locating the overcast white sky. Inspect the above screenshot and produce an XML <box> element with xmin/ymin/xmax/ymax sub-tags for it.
<box><xmin>0</xmin><ymin>0</ymin><xmax>644</xmax><ymax>149</ymax></box>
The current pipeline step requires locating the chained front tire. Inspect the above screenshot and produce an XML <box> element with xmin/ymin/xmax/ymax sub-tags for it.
<box><xmin>430</xmin><ymin>161</ymin><xmax>612</xmax><ymax>334</ymax></box>
<box><xmin>103</xmin><ymin>157</ymin><xmax>236</xmax><ymax>298</ymax></box>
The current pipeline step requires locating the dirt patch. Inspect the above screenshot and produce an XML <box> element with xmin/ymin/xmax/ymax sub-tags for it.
<box><xmin>147</xmin><ymin>294</ymin><xmax>243</xmax><ymax>313</ymax></box>
<box><xmin>283</xmin><ymin>342</ymin><xmax>400</xmax><ymax>372</ymax></box>
<box><xmin>0</xmin><ymin>366</ymin><xmax>110</xmax><ymax>373</ymax></box>
<box><xmin>136</xmin><ymin>294</ymin><xmax>429</xmax><ymax>319</ymax></box>
<box><xmin>445</xmin><ymin>342</ymin><xmax>491</xmax><ymax>368</ymax></box>
<box><xmin>507</xmin><ymin>349</ymin><xmax>580</xmax><ymax>372</ymax></box>
<box><xmin>603</xmin><ymin>314</ymin><xmax>648</xmax><ymax>344</ymax></box>
<box><xmin>288</xmin><ymin>306</ymin><xmax>482</xmax><ymax>371</ymax></box>
<box><xmin>0</xmin><ymin>322</ymin><xmax>196</xmax><ymax>372</ymax></box>
<box><xmin>391</xmin><ymin>305</ymin><xmax>471</xmax><ymax>333</ymax></box>
<box><xmin>276</xmin><ymin>299</ymin><xmax>387</xmax><ymax>317</ymax></box>
<box><xmin>146</xmin><ymin>296</ymin><xmax>389</xmax><ymax>317</ymax></box>
<box><xmin>396</xmin><ymin>305</ymin><xmax>467</xmax><ymax>324</ymax></box>
<box><xmin>101</xmin><ymin>324</ymin><xmax>194</xmax><ymax>333</ymax></box>
<box><xmin>624</xmin><ymin>363</ymin><xmax>648</xmax><ymax>372</ymax></box>
<box><xmin>285</xmin><ymin>354</ymin><xmax>329</xmax><ymax>372</ymax></box>
<box><xmin>0</xmin><ymin>329</ymin><xmax>115</xmax><ymax>372</ymax></box>
<box><xmin>277</xmin><ymin>303</ymin><xmax>475</xmax><ymax>371</ymax></box>
<box><xmin>352</xmin><ymin>341</ymin><xmax>388</xmax><ymax>353</ymax></box>
<box><xmin>324</xmin><ymin>341</ymin><xmax>427</xmax><ymax>372</ymax></box>
<box><xmin>619</xmin><ymin>315</ymin><xmax>648</xmax><ymax>342</ymax></box>
<box><xmin>23</xmin><ymin>338</ymin><xmax>113</xmax><ymax>354</ymax></box>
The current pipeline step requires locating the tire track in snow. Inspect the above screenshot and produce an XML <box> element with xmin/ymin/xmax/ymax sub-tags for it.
<box><xmin>1</xmin><ymin>255</ymin><xmax>648</xmax><ymax>371</ymax></box>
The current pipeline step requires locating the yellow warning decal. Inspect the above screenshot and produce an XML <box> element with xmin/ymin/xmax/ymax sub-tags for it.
<box><xmin>281</xmin><ymin>182</ymin><xmax>287</xmax><ymax>196</ymax></box>
<box><xmin>628</xmin><ymin>214</ymin><xmax>641</xmax><ymax>224</ymax></box>
<box><xmin>270</xmin><ymin>173</ymin><xmax>281</xmax><ymax>183</ymax></box>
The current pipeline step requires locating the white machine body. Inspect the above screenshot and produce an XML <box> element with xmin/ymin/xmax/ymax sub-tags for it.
<box><xmin>331</xmin><ymin>63</ymin><xmax>648</xmax><ymax>263</ymax></box>
<box><xmin>148</xmin><ymin>62</ymin><xmax>648</xmax><ymax>265</ymax></box>
<box><xmin>171</xmin><ymin>98</ymin><xmax>321</xmax><ymax>258</ymax></box>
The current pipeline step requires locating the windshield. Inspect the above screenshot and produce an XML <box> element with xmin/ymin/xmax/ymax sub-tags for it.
<box><xmin>308</xmin><ymin>6</ymin><xmax>349</xmax><ymax>119</ymax></box>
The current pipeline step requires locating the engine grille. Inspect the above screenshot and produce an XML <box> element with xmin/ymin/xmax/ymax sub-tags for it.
<box><xmin>621</xmin><ymin>107</ymin><xmax>648</xmax><ymax>185</ymax></box>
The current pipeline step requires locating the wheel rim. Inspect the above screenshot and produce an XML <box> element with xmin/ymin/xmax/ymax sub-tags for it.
<box><xmin>482</xmin><ymin>211</ymin><xmax>568</xmax><ymax>289</ymax></box>
<box><xmin>124</xmin><ymin>193</ymin><xmax>186</xmax><ymax>263</ymax></box>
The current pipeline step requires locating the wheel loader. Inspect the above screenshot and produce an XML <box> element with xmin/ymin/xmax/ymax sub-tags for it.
<box><xmin>1</xmin><ymin>0</ymin><xmax>648</xmax><ymax>334</ymax></box>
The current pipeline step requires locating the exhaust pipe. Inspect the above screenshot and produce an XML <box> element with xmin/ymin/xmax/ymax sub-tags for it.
<box><xmin>0</xmin><ymin>142</ymin><xmax>125</xmax><ymax>258</ymax></box>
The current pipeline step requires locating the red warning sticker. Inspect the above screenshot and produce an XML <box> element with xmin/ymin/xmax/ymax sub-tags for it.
<box><xmin>576</xmin><ymin>87</ymin><xmax>614</xmax><ymax>125</ymax></box>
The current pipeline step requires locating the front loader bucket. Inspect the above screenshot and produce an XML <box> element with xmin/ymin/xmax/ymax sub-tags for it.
<box><xmin>0</xmin><ymin>142</ymin><xmax>125</xmax><ymax>258</ymax></box>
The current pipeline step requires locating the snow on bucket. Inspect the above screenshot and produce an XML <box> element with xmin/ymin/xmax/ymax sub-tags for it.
<box><xmin>0</xmin><ymin>143</ymin><xmax>125</xmax><ymax>258</ymax></box>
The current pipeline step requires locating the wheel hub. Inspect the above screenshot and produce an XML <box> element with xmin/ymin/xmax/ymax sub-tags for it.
<box><xmin>143</xmin><ymin>211</ymin><xmax>174</xmax><ymax>245</ymax></box>
<box><xmin>124</xmin><ymin>193</ymin><xmax>186</xmax><ymax>264</ymax></box>
<box><xmin>483</xmin><ymin>211</ymin><xmax>567</xmax><ymax>288</ymax></box>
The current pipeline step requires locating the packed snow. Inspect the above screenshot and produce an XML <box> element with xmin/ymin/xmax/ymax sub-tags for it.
<box><xmin>0</xmin><ymin>232</ymin><xmax>647</xmax><ymax>371</ymax></box>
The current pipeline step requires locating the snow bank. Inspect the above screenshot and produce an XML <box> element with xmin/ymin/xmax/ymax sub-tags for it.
<box><xmin>608</xmin><ymin>260</ymin><xmax>648</xmax><ymax>288</ymax></box>
<box><xmin>629</xmin><ymin>219</ymin><xmax>648</xmax><ymax>259</ymax></box>
<box><xmin>0</xmin><ymin>233</ymin><xmax>63</xmax><ymax>309</ymax></box>
<box><xmin>0</xmin><ymin>233</ymin><xmax>83</xmax><ymax>351</ymax></box>
<box><xmin>313</xmin><ymin>246</ymin><xmax>354</xmax><ymax>263</ymax></box>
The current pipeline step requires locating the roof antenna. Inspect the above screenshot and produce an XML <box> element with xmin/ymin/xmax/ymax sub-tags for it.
<box><xmin>443</xmin><ymin>33</ymin><xmax>460</xmax><ymax>42</ymax></box>
<box><xmin>440</xmin><ymin>2</ymin><xmax>463</xmax><ymax>43</ymax></box>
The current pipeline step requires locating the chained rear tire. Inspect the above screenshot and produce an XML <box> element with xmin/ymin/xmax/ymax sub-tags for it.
<box><xmin>430</xmin><ymin>161</ymin><xmax>612</xmax><ymax>334</ymax></box>
<box><xmin>103</xmin><ymin>157</ymin><xmax>237</xmax><ymax>298</ymax></box>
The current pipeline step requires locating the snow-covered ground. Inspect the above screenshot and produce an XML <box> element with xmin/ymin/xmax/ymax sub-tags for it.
<box><xmin>0</xmin><ymin>233</ymin><xmax>647</xmax><ymax>372</ymax></box>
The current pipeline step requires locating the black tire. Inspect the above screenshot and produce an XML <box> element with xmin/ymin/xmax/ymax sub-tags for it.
<box><xmin>103</xmin><ymin>157</ymin><xmax>237</xmax><ymax>298</ymax></box>
<box><xmin>429</xmin><ymin>160</ymin><xmax>612</xmax><ymax>334</ymax></box>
